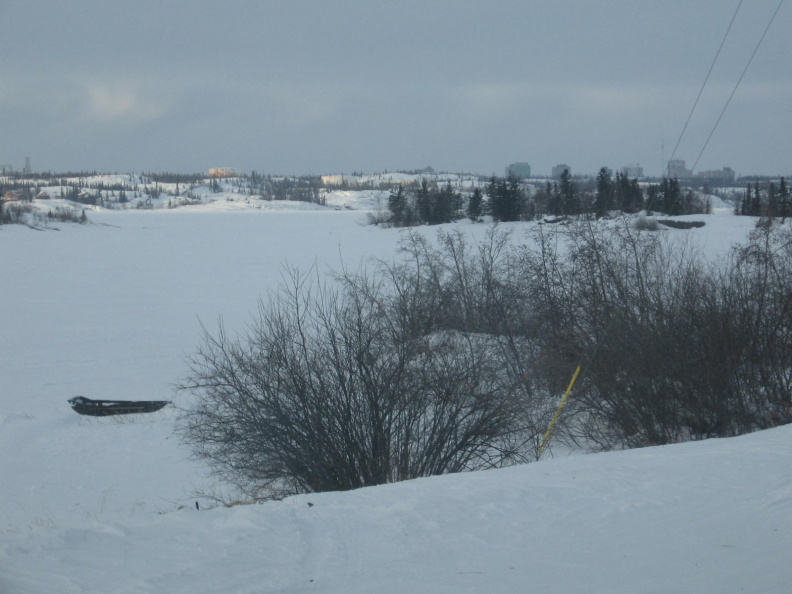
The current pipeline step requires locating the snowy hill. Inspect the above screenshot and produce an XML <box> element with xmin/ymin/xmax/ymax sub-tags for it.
<box><xmin>3</xmin><ymin>424</ymin><xmax>791</xmax><ymax>593</ymax></box>
<box><xmin>1</xmin><ymin>183</ymin><xmax>789</xmax><ymax>593</ymax></box>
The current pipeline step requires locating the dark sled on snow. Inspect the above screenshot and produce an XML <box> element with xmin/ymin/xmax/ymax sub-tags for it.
<box><xmin>68</xmin><ymin>396</ymin><xmax>171</xmax><ymax>417</ymax></box>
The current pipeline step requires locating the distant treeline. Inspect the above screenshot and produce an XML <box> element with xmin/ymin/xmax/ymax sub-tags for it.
<box><xmin>385</xmin><ymin>170</ymin><xmax>714</xmax><ymax>227</ymax></box>
<box><xmin>735</xmin><ymin>178</ymin><xmax>791</xmax><ymax>219</ymax></box>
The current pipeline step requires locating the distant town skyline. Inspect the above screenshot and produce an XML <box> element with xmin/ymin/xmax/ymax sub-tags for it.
<box><xmin>0</xmin><ymin>155</ymin><xmax>780</xmax><ymax>184</ymax></box>
<box><xmin>2</xmin><ymin>1</ymin><xmax>790</xmax><ymax>177</ymax></box>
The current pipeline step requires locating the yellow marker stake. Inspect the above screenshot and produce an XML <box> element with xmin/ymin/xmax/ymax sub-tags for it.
<box><xmin>537</xmin><ymin>365</ymin><xmax>582</xmax><ymax>459</ymax></box>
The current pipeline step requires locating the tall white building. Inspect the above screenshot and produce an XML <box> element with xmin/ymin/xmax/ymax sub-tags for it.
<box><xmin>622</xmin><ymin>163</ymin><xmax>644</xmax><ymax>178</ymax></box>
<box><xmin>667</xmin><ymin>159</ymin><xmax>692</xmax><ymax>179</ymax></box>
<box><xmin>505</xmin><ymin>162</ymin><xmax>531</xmax><ymax>179</ymax></box>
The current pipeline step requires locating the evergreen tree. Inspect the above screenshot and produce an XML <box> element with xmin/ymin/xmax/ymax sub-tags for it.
<box><xmin>485</xmin><ymin>176</ymin><xmax>499</xmax><ymax>219</ymax></box>
<box><xmin>558</xmin><ymin>169</ymin><xmax>577</xmax><ymax>215</ymax></box>
<box><xmin>487</xmin><ymin>175</ymin><xmax>524</xmax><ymax>222</ymax></box>
<box><xmin>779</xmin><ymin>177</ymin><xmax>789</xmax><ymax>220</ymax></box>
<box><xmin>629</xmin><ymin>179</ymin><xmax>643</xmax><ymax>212</ymax></box>
<box><xmin>660</xmin><ymin>177</ymin><xmax>681</xmax><ymax>215</ymax></box>
<box><xmin>681</xmin><ymin>189</ymin><xmax>694</xmax><ymax>214</ymax></box>
<box><xmin>767</xmin><ymin>182</ymin><xmax>778</xmax><ymax>218</ymax></box>
<box><xmin>751</xmin><ymin>182</ymin><xmax>762</xmax><ymax>216</ymax></box>
<box><xmin>646</xmin><ymin>184</ymin><xmax>660</xmax><ymax>213</ymax></box>
<box><xmin>594</xmin><ymin>167</ymin><xmax>613</xmax><ymax>219</ymax></box>
<box><xmin>416</xmin><ymin>179</ymin><xmax>434</xmax><ymax>224</ymax></box>
<box><xmin>741</xmin><ymin>185</ymin><xmax>751</xmax><ymax>216</ymax></box>
<box><xmin>615</xmin><ymin>172</ymin><xmax>635</xmax><ymax>212</ymax></box>
<box><xmin>545</xmin><ymin>182</ymin><xmax>559</xmax><ymax>216</ymax></box>
<box><xmin>505</xmin><ymin>175</ymin><xmax>525</xmax><ymax>221</ymax></box>
<box><xmin>524</xmin><ymin>195</ymin><xmax>536</xmax><ymax>220</ymax></box>
<box><xmin>435</xmin><ymin>181</ymin><xmax>461</xmax><ymax>224</ymax></box>
<box><xmin>388</xmin><ymin>184</ymin><xmax>407</xmax><ymax>226</ymax></box>
<box><xmin>467</xmin><ymin>187</ymin><xmax>483</xmax><ymax>221</ymax></box>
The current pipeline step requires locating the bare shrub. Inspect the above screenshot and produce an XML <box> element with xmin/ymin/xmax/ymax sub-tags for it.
<box><xmin>178</xmin><ymin>258</ymin><xmax>533</xmax><ymax>500</ymax></box>
<box><xmin>0</xmin><ymin>203</ymin><xmax>36</xmax><ymax>225</ymax></box>
<box><xmin>376</xmin><ymin>228</ymin><xmax>567</xmax><ymax>459</ymax></box>
<box><xmin>513</xmin><ymin>219</ymin><xmax>792</xmax><ymax>449</ymax></box>
<box><xmin>179</xmin><ymin>218</ymin><xmax>792</xmax><ymax>494</ymax></box>
<box><xmin>48</xmin><ymin>207</ymin><xmax>87</xmax><ymax>224</ymax></box>
<box><xmin>0</xmin><ymin>203</ymin><xmax>86</xmax><ymax>226</ymax></box>
<box><xmin>726</xmin><ymin>220</ymin><xmax>792</xmax><ymax>426</ymax></box>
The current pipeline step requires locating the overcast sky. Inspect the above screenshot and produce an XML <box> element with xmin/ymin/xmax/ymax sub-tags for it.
<box><xmin>2</xmin><ymin>0</ymin><xmax>790</xmax><ymax>177</ymax></box>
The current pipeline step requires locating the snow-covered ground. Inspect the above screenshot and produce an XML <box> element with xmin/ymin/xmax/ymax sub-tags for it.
<box><xmin>1</xmin><ymin>192</ymin><xmax>789</xmax><ymax>593</ymax></box>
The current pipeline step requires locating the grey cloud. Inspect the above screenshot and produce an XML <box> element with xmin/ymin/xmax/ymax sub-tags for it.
<box><xmin>2</xmin><ymin>0</ymin><xmax>790</xmax><ymax>175</ymax></box>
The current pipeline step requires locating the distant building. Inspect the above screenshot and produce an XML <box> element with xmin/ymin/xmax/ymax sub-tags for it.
<box><xmin>552</xmin><ymin>164</ymin><xmax>571</xmax><ymax>179</ymax></box>
<box><xmin>24</xmin><ymin>157</ymin><xmax>31</xmax><ymax>175</ymax></box>
<box><xmin>622</xmin><ymin>163</ymin><xmax>644</xmax><ymax>179</ymax></box>
<box><xmin>321</xmin><ymin>175</ymin><xmax>358</xmax><ymax>186</ymax></box>
<box><xmin>697</xmin><ymin>167</ymin><xmax>735</xmax><ymax>184</ymax></box>
<box><xmin>0</xmin><ymin>164</ymin><xmax>13</xmax><ymax>174</ymax></box>
<box><xmin>667</xmin><ymin>159</ymin><xmax>692</xmax><ymax>179</ymax></box>
<box><xmin>2</xmin><ymin>190</ymin><xmax>21</xmax><ymax>202</ymax></box>
<box><xmin>209</xmin><ymin>167</ymin><xmax>239</xmax><ymax>178</ymax></box>
<box><xmin>505</xmin><ymin>162</ymin><xmax>531</xmax><ymax>179</ymax></box>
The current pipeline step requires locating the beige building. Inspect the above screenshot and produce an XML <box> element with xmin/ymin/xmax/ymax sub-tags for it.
<box><xmin>209</xmin><ymin>168</ymin><xmax>239</xmax><ymax>178</ymax></box>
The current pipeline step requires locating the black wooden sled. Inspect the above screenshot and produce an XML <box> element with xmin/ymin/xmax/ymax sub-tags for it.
<box><xmin>68</xmin><ymin>396</ymin><xmax>171</xmax><ymax>417</ymax></box>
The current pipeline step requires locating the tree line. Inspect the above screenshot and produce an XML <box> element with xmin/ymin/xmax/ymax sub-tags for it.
<box><xmin>385</xmin><ymin>170</ymin><xmax>715</xmax><ymax>227</ymax></box>
<box><xmin>735</xmin><ymin>178</ymin><xmax>790</xmax><ymax>219</ymax></box>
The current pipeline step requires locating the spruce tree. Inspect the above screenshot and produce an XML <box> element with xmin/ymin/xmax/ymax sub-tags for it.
<box><xmin>630</xmin><ymin>179</ymin><xmax>643</xmax><ymax>212</ymax></box>
<box><xmin>559</xmin><ymin>169</ymin><xmax>577</xmax><ymax>215</ymax></box>
<box><xmin>767</xmin><ymin>182</ymin><xmax>778</xmax><ymax>218</ymax></box>
<box><xmin>467</xmin><ymin>187</ymin><xmax>483</xmax><ymax>221</ymax></box>
<box><xmin>436</xmin><ymin>181</ymin><xmax>461</xmax><ymax>224</ymax></box>
<box><xmin>616</xmin><ymin>172</ymin><xmax>635</xmax><ymax>212</ymax></box>
<box><xmin>660</xmin><ymin>178</ymin><xmax>681</xmax><ymax>215</ymax></box>
<box><xmin>505</xmin><ymin>175</ymin><xmax>525</xmax><ymax>221</ymax></box>
<box><xmin>751</xmin><ymin>182</ymin><xmax>762</xmax><ymax>216</ymax></box>
<box><xmin>388</xmin><ymin>184</ymin><xmax>407</xmax><ymax>226</ymax></box>
<box><xmin>779</xmin><ymin>177</ymin><xmax>789</xmax><ymax>220</ymax></box>
<box><xmin>741</xmin><ymin>186</ymin><xmax>751</xmax><ymax>216</ymax></box>
<box><xmin>416</xmin><ymin>179</ymin><xmax>434</xmax><ymax>224</ymax></box>
<box><xmin>545</xmin><ymin>182</ymin><xmax>559</xmax><ymax>216</ymax></box>
<box><xmin>487</xmin><ymin>175</ymin><xmax>525</xmax><ymax>222</ymax></box>
<box><xmin>594</xmin><ymin>167</ymin><xmax>613</xmax><ymax>219</ymax></box>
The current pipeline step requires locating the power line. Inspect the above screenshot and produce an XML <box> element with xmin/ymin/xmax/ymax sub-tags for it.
<box><xmin>667</xmin><ymin>0</ymin><xmax>744</xmax><ymax>176</ymax></box>
<box><xmin>691</xmin><ymin>0</ymin><xmax>786</xmax><ymax>173</ymax></box>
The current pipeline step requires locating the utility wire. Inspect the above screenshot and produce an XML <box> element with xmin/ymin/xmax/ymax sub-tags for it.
<box><xmin>691</xmin><ymin>0</ymin><xmax>786</xmax><ymax>173</ymax></box>
<box><xmin>667</xmin><ymin>0</ymin><xmax>744</xmax><ymax>176</ymax></box>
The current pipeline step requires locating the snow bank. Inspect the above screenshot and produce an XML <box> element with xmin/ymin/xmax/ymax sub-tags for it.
<box><xmin>2</xmin><ymin>425</ymin><xmax>790</xmax><ymax>593</ymax></box>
